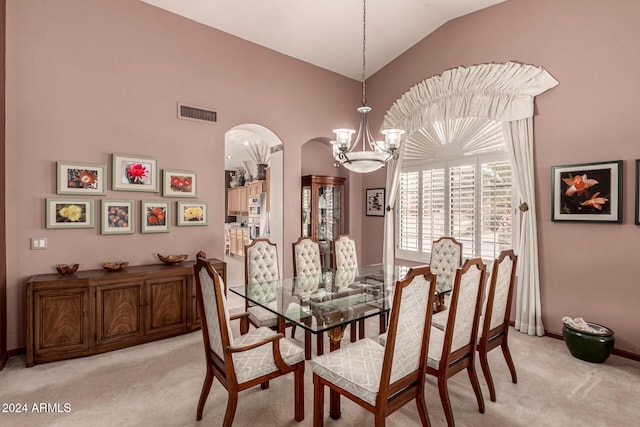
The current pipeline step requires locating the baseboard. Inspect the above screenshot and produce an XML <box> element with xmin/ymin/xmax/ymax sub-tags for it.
<box><xmin>8</xmin><ymin>346</ymin><xmax>24</xmax><ymax>357</ymax></box>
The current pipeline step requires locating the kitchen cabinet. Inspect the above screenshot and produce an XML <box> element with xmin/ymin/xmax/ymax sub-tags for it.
<box><xmin>26</xmin><ymin>259</ymin><xmax>225</xmax><ymax>367</ymax></box>
<box><xmin>229</xmin><ymin>227</ymin><xmax>250</xmax><ymax>257</ymax></box>
<box><xmin>301</xmin><ymin>175</ymin><xmax>346</xmax><ymax>270</ymax></box>
<box><xmin>227</xmin><ymin>186</ymin><xmax>248</xmax><ymax>216</ymax></box>
<box><xmin>247</xmin><ymin>180</ymin><xmax>265</xmax><ymax>196</ymax></box>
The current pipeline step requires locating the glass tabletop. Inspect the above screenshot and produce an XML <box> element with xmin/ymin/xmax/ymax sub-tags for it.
<box><xmin>228</xmin><ymin>263</ymin><xmax>453</xmax><ymax>334</ymax></box>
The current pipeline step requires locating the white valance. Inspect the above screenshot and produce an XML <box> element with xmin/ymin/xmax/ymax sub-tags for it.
<box><xmin>382</xmin><ymin>61</ymin><xmax>559</xmax><ymax>134</ymax></box>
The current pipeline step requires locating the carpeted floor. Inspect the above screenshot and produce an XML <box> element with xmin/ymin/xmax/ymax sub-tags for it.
<box><xmin>2</xmin><ymin>256</ymin><xmax>639</xmax><ymax>426</ymax></box>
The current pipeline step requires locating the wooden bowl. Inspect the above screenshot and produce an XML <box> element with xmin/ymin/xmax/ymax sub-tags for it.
<box><xmin>102</xmin><ymin>261</ymin><xmax>129</xmax><ymax>272</ymax></box>
<box><xmin>157</xmin><ymin>253</ymin><xmax>188</xmax><ymax>266</ymax></box>
<box><xmin>56</xmin><ymin>263</ymin><xmax>79</xmax><ymax>275</ymax></box>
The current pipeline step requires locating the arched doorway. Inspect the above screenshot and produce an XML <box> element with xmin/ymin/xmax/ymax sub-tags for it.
<box><xmin>225</xmin><ymin>124</ymin><xmax>284</xmax><ymax>277</ymax></box>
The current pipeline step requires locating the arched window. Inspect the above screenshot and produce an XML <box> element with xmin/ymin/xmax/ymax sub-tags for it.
<box><xmin>382</xmin><ymin>62</ymin><xmax>558</xmax><ymax>336</ymax></box>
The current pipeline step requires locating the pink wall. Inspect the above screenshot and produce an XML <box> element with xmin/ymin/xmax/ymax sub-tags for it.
<box><xmin>364</xmin><ymin>0</ymin><xmax>640</xmax><ymax>354</ymax></box>
<box><xmin>6</xmin><ymin>0</ymin><xmax>640</xmax><ymax>357</ymax></box>
<box><xmin>5</xmin><ymin>0</ymin><xmax>360</xmax><ymax>350</ymax></box>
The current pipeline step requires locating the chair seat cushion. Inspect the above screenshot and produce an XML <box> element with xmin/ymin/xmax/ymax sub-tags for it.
<box><xmin>426</xmin><ymin>326</ymin><xmax>445</xmax><ymax>369</ymax></box>
<box><xmin>247</xmin><ymin>305</ymin><xmax>278</xmax><ymax>328</ymax></box>
<box><xmin>311</xmin><ymin>338</ymin><xmax>384</xmax><ymax>405</ymax></box>
<box><xmin>232</xmin><ymin>327</ymin><xmax>305</xmax><ymax>384</ymax></box>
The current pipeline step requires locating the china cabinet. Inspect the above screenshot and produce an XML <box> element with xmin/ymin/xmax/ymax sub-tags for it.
<box><xmin>301</xmin><ymin>175</ymin><xmax>346</xmax><ymax>270</ymax></box>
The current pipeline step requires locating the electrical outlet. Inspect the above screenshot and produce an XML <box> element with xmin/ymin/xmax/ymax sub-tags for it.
<box><xmin>30</xmin><ymin>237</ymin><xmax>47</xmax><ymax>250</ymax></box>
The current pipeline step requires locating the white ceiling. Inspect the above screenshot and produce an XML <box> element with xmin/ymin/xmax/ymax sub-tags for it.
<box><xmin>140</xmin><ymin>0</ymin><xmax>505</xmax><ymax>80</ymax></box>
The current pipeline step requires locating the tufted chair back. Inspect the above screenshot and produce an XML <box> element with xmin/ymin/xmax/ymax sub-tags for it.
<box><xmin>244</xmin><ymin>239</ymin><xmax>280</xmax><ymax>308</ymax></box>
<box><xmin>292</xmin><ymin>237</ymin><xmax>322</xmax><ymax>277</ymax></box>
<box><xmin>430</xmin><ymin>237</ymin><xmax>463</xmax><ymax>291</ymax></box>
<box><xmin>333</xmin><ymin>235</ymin><xmax>358</xmax><ymax>270</ymax></box>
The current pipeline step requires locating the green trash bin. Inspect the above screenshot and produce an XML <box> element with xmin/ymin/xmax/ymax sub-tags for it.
<box><xmin>562</xmin><ymin>321</ymin><xmax>614</xmax><ymax>363</ymax></box>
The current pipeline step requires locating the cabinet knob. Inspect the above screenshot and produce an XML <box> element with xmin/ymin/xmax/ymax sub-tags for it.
<box><xmin>83</xmin><ymin>311</ymin><xmax>87</xmax><ymax>317</ymax></box>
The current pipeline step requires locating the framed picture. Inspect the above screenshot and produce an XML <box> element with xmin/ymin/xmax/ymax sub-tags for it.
<box><xmin>56</xmin><ymin>161</ymin><xmax>107</xmax><ymax>195</ymax></box>
<box><xmin>636</xmin><ymin>160</ymin><xmax>640</xmax><ymax>225</ymax></box>
<box><xmin>551</xmin><ymin>160</ymin><xmax>622</xmax><ymax>223</ymax></box>
<box><xmin>101</xmin><ymin>200</ymin><xmax>134</xmax><ymax>234</ymax></box>
<box><xmin>162</xmin><ymin>169</ymin><xmax>197</xmax><ymax>198</ymax></box>
<box><xmin>176</xmin><ymin>201</ymin><xmax>208</xmax><ymax>226</ymax></box>
<box><xmin>366</xmin><ymin>188</ymin><xmax>386</xmax><ymax>217</ymax></box>
<box><xmin>46</xmin><ymin>198</ymin><xmax>94</xmax><ymax>229</ymax></box>
<box><xmin>112</xmin><ymin>153</ymin><xmax>159</xmax><ymax>192</ymax></box>
<box><xmin>141</xmin><ymin>200</ymin><xmax>170</xmax><ymax>233</ymax></box>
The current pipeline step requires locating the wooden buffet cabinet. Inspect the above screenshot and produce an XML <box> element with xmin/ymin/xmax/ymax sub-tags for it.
<box><xmin>25</xmin><ymin>259</ymin><xmax>226</xmax><ymax>367</ymax></box>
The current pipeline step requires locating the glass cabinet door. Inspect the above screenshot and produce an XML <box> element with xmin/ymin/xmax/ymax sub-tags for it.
<box><xmin>317</xmin><ymin>185</ymin><xmax>340</xmax><ymax>241</ymax></box>
<box><xmin>302</xmin><ymin>185</ymin><xmax>311</xmax><ymax>238</ymax></box>
<box><xmin>301</xmin><ymin>175</ymin><xmax>346</xmax><ymax>271</ymax></box>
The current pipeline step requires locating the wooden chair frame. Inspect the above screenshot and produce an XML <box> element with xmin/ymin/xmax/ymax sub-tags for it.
<box><xmin>313</xmin><ymin>265</ymin><xmax>437</xmax><ymax>427</ymax></box>
<box><xmin>427</xmin><ymin>258</ymin><xmax>486</xmax><ymax>427</ymax></box>
<box><xmin>193</xmin><ymin>257</ymin><xmax>305</xmax><ymax>425</ymax></box>
<box><xmin>477</xmin><ymin>249</ymin><xmax>518</xmax><ymax>402</ymax></box>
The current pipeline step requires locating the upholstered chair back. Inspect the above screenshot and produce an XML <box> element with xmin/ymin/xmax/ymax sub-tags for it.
<box><xmin>246</xmin><ymin>239</ymin><xmax>279</xmax><ymax>284</ymax></box>
<box><xmin>197</xmin><ymin>264</ymin><xmax>234</xmax><ymax>360</ymax></box>
<box><xmin>334</xmin><ymin>235</ymin><xmax>358</xmax><ymax>270</ymax></box>
<box><xmin>387</xmin><ymin>270</ymin><xmax>436</xmax><ymax>382</ymax></box>
<box><xmin>448</xmin><ymin>261</ymin><xmax>484</xmax><ymax>352</ymax></box>
<box><xmin>333</xmin><ymin>268</ymin><xmax>357</xmax><ymax>290</ymax></box>
<box><xmin>293</xmin><ymin>237</ymin><xmax>322</xmax><ymax>276</ymax></box>
<box><xmin>430</xmin><ymin>237</ymin><xmax>462</xmax><ymax>276</ymax></box>
<box><xmin>488</xmin><ymin>255</ymin><xmax>514</xmax><ymax>331</ymax></box>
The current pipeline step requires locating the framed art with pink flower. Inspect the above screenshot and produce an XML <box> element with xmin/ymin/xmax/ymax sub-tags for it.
<box><xmin>162</xmin><ymin>169</ymin><xmax>197</xmax><ymax>198</ymax></box>
<box><xmin>551</xmin><ymin>160</ymin><xmax>622</xmax><ymax>223</ymax></box>
<box><xmin>141</xmin><ymin>200</ymin><xmax>170</xmax><ymax>233</ymax></box>
<box><xmin>101</xmin><ymin>200</ymin><xmax>135</xmax><ymax>234</ymax></box>
<box><xmin>176</xmin><ymin>201</ymin><xmax>208</xmax><ymax>226</ymax></box>
<box><xmin>46</xmin><ymin>198</ymin><xmax>94</xmax><ymax>229</ymax></box>
<box><xmin>112</xmin><ymin>153</ymin><xmax>159</xmax><ymax>192</ymax></box>
<box><xmin>57</xmin><ymin>161</ymin><xmax>107</xmax><ymax>195</ymax></box>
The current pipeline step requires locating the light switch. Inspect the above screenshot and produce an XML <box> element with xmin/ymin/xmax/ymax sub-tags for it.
<box><xmin>31</xmin><ymin>237</ymin><xmax>47</xmax><ymax>250</ymax></box>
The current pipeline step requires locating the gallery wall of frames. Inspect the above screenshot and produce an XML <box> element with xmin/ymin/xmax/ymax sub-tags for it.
<box><xmin>47</xmin><ymin>154</ymin><xmax>207</xmax><ymax>234</ymax></box>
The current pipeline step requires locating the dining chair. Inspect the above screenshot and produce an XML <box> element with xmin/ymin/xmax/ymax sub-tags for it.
<box><xmin>477</xmin><ymin>249</ymin><xmax>518</xmax><ymax>402</ymax></box>
<box><xmin>426</xmin><ymin>257</ymin><xmax>486</xmax><ymax>427</ymax></box>
<box><xmin>244</xmin><ymin>238</ymin><xmax>282</xmax><ymax>331</ymax></box>
<box><xmin>430</xmin><ymin>236</ymin><xmax>463</xmax><ymax>311</ymax></box>
<box><xmin>332</xmin><ymin>234</ymin><xmax>362</xmax><ymax>342</ymax></box>
<box><xmin>193</xmin><ymin>257</ymin><xmax>305</xmax><ymax>425</ymax></box>
<box><xmin>311</xmin><ymin>265</ymin><xmax>437</xmax><ymax>427</ymax></box>
<box><xmin>292</xmin><ymin>237</ymin><xmax>324</xmax><ymax>359</ymax></box>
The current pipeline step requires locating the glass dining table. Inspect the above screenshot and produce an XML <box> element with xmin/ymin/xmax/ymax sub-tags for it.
<box><xmin>228</xmin><ymin>262</ymin><xmax>453</xmax><ymax>420</ymax></box>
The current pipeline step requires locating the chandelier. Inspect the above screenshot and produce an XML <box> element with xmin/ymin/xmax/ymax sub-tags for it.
<box><xmin>332</xmin><ymin>0</ymin><xmax>405</xmax><ymax>173</ymax></box>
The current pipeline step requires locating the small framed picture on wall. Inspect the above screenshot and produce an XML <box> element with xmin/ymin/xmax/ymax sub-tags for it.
<box><xmin>176</xmin><ymin>201</ymin><xmax>208</xmax><ymax>226</ymax></box>
<box><xmin>366</xmin><ymin>188</ymin><xmax>385</xmax><ymax>217</ymax></box>
<box><xmin>101</xmin><ymin>200</ymin><xmax>135</xmax><ymax>234</ymax></box>
<box><xmin>141</xmin><ymin>200</ymin><xmax>170</xmax><ymax>233</ymax></box>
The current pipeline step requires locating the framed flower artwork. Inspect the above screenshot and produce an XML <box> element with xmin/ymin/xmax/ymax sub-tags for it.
<box><xmin>162</xmin><ymin>169</ymin><xmax>197</xmax><ymax>198</ymax></box>
<box><xmin>141</xmin><ymin>200</ymin><xmax>170</xmax><ymax>233</ymax></box>
<box><xmin>57</xmin><ymin>161</ymin><xmax>107</xmax><ymax>195</ymax></box>
<box><xmin>176</xmin><ymin>201</ymin><xmax>208</xmax><ymax>226</ymax></box>
<box><xmin>101</xmin><ymin>200</ymin><xmax>135</xmax><ymax>234</ymax></box>
<box><xmin>46</xmin><ymin>198</ymin><xmax>94</xmax><ymax>229</ymax></box>
<box><xmin>551</xmin><ymin>160</ymin><xmax>622</xmax><ymax>223</ymax></box>
<box><xmin>112</xmin><ymin>154</ymin><xmax>159</xmax><ymax>192</ymax></box>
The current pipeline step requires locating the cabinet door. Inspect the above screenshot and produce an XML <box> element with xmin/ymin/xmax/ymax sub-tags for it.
<box><xmin>95</xmin><ymin>281</ymin><xmax>145</xmax><ymax>346</ymax></box>
<box><xmin>33</xmin><ymin>288</ymin><xmax>91</xmax><ymax>363</ymax></box>
<box><xmin>238</xmin><ymin>187</ymin><xmax>248</xmax><ymax>214</ymax></box>
<box><xmin>145</xmin><ymin>275</ymin><xmax>188</xmax><ymax>336</ymax></box>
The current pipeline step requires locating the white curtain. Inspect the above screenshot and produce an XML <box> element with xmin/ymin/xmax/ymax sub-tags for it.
<box><xmin>383</xmin><ymin>61</ymin><xmax>558</xmax><ymax>336</ymax></box>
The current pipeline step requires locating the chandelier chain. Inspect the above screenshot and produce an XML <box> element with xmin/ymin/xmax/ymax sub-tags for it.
<box><xmin>361</xmin><ymin>0</ymin><xmax>367</xmax><ymax>106</ymax></box>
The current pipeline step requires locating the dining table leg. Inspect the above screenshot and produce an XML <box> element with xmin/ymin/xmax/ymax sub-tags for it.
<box><xmin>327</xmin><ymin>325</ymin><xmax>347</xmax><ymax>420</ymax></box>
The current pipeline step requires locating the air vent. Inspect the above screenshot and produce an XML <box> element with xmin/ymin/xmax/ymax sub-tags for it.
<box><xmin>177</xmin><ymin>103</ymin><xmax>217</xmax><ymax>124</ymax></box>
